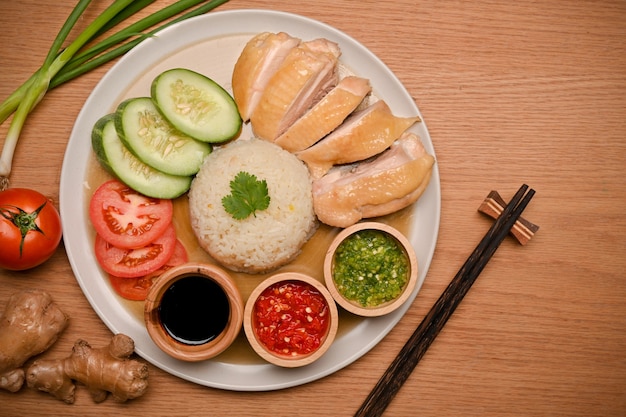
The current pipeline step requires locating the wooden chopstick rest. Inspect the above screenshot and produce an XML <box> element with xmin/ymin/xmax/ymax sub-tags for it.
<box><xmin>478</xmin><ymin>190</ymin><xmax>539</xmax><ymax>245</ymax></box>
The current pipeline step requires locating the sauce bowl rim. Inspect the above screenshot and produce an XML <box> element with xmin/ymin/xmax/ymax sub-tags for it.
<box><xmin>243</xmin><ymin>271</ymin><xmax>339</xmax><ymax>368</ymax></box>
<box><xmin>323</xmin><ymin>221</ymin><xmax>419</xmax><ymax>317</ymax></box>
<box><xmin>144</xmin><ymin>262</ymin><xmax>244</xmax><ymax>362</ymax></box>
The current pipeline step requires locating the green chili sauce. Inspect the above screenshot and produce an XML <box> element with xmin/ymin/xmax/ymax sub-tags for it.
<box><xmin>332</xmin><ymin>229</ymin><xmax>409</xmax><ymax>307</ymax></box>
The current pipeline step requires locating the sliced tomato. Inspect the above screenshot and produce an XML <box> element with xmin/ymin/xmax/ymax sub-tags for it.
<box><xmin>89</xmin><ymin>179</ymin><xmax>173</xmax><ymax>249</ymax></box>
<box><xmin>94</xmin><ymin>224</ymin><xmax>176</xmax><ymax>278</ymax></box>
<box><xmin>109</xmin><ymin>240</ymin><xmax>188</xmax><ymax>301</ymax></box>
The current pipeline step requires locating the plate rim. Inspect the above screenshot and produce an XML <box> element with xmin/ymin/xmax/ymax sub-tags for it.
<box><xmin>59</xmin><ymin>8</ymin><xmax>441</xmax><ymax>391</ymax></box>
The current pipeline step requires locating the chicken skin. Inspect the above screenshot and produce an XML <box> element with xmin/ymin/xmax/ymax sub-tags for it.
<box><xmin>249</xmin><ymin>38</ymin><xmax>341</xmax><ymax>142</ymax></box>
<box><xmin>312</xmin><ymin>132</ymin><xmax>435</xmax><ymax>228</ymax></box>
<box><xmin>274</xmin><ymin>76</ymin><xmax>371</xmax><ymax>152</ymax></box>
<box><xmin>296</xmin><ymin>100</ymin><xmax>420</xmax><ymax>179</ymax></box>
<box><xmin>232</xmin><ymin>32</ymin><xmax>301</xmax><ymax>122</ymax></box>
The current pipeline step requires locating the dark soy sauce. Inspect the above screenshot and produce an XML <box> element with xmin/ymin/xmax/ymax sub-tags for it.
<box><xmin>158</xmin><ymin>275</ymin><xmax>230</xmax><ymax>345</ymax></box>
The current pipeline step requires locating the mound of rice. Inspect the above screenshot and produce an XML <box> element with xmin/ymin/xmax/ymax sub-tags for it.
<box><xmin>188</xmin><ymin>138</ymin><xmax>318</xmax><ymax>274</ymax></box>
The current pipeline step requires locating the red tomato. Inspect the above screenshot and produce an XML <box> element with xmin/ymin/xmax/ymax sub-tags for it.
<box><xmin>0</xmin><ymin>188</ymin><xmax>62</xmax><ymax>271</ymax></box>
<box><xmin>108</xmin><ymin>240</ymin><xmax>188</xmax><ymax>301</ymax></box>
<box><xmin>89</xmin><ymin>179</ymin><xmax>173</xmax><ymax>249</ymax></box>
<box><xmin>94</xmin><ymin>224</ymin><xmax>176</xmax><ymax>278</ymax></box>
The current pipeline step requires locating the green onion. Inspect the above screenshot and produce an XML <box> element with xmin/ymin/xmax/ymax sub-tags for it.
<box><xmin>54</xmin><ymin>0</ymin><xmax>231</xmax><ymax>87</ymax></box>
<box><xmin>0</xmin><ymin>0</ymin><xmax>229</xmax><ymax>191</ymax></box>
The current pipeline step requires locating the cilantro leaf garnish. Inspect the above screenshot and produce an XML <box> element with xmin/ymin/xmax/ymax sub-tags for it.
<box><xmin>222</xmin><ymin>171</ymin><xmax>271</xmax><ymax>220</ymax></box>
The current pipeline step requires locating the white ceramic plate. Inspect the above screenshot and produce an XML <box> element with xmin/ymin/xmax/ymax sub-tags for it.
<box><xmin>60</xmin><ymin>9</ymin><xmax>440</xmax><ymax>391</ymax></box>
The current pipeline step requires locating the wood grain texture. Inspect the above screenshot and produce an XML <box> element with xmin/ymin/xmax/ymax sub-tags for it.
<box><xmin>1</xmin><ymin>1</ymin><xmax>625</xmax><ymax>416</ymax></box>
<box><xmin>355</xmin><ymin>186</ymin><xmax>535</xmax><ymax>417</ymax></box>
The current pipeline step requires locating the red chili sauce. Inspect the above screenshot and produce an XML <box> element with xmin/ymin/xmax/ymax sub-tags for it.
<box><xmin>253</xmin><ymin>280</ymin><xmax>330</xmax><ymax>357</ymax></box>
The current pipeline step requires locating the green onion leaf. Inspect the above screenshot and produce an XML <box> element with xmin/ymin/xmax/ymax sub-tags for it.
<box><xmin>0</xmin><ymin>0</ymin><xmax>230</xmax><ymax>189</ymax></box>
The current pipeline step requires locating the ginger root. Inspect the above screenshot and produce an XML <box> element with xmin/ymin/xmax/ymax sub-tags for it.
<box><xmin>26</xmin><ymin>333</ymin><xmax>148</xmax><ymax>404</ymax></box>
<box><xmin>0</xmin><ymin>289</ymin><xmax>69</xmax><ymax>392</ymax></box>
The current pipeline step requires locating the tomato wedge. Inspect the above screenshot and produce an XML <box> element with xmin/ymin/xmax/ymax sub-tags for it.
<box><xmin>109</xmin><ymin>240</ymin><xmax>188</xmax><ymax>301</ymax></box>
<box><xmin>89</xmin><ymin>179</ymin><xmax>173</xmax><ymax>249</ymax></box>
<box><xmin>94</xmin><ymin>224</ymin><xmax>176</xmax><ymax>278</ymax></box>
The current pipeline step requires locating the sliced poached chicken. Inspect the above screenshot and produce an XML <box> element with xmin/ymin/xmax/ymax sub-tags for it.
<box><xmin>296</xmin><ymin>100</ymin><xmax>420</xmax><ymax>179</ymax></box>
<box><xmin>274</xmin><ymin>76</ymin><xmax>371</xmax><ymax>152</ymax></box>
<box><xmin>250</xmin><ymin>38</ymin><xmax>341</xmax><ymax>142</ymax></box>
<box><xmin>232</xmin><ymin>32</ymin><xmax>301</xmax><ymax>122</ymax></box>
<box><xmin>312</xmin><ymin>132</ymin><xmax>435</xmax><ymax>228</ymax></box>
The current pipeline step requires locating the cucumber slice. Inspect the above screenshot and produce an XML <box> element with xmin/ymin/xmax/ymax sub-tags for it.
<box><xmin>92</xmin><ymin>114</ymin><xmax>192</xmax><ymax>199</ymax></box>
<box><xmin>115</xmin><ymin>97</ymin><xmax>212</xmax><ymax>176</ymax></box>
<box><xmin>151</xmin><ymin>68</ymin><xmax>242</xmax><ymax>143</ymax></box>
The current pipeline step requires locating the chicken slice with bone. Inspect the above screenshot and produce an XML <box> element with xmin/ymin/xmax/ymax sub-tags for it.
<box><xmin>296</xmin><ymin>100</ymin><xmax>420</xmax><ymax>179</ymax></box>
<box><xmin>274</xmin><ymin>76</ymin><xmax>372</xmax><ymax>152</ymax></box>
<box><xmin>312</xmin><ymin>132</ymin><xmax>435</xmax><ymax>228</ymax></box>
<box><xmin>250</xmin><ymin>38</ymin><xmax>341</xmax><ymax>142</ymax></box>
<box><xmin>232</xmin><ymin>32</ymin><xmax>301</xmax><ymax>122</ymax></box>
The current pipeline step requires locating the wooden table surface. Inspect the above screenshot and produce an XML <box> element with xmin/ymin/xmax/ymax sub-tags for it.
<box><xmin>1</xmin><ymin>0</ymin><xmax>625</xmax><ymax>415</ymax></box>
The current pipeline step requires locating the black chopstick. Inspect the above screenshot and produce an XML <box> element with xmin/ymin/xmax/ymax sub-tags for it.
<box><xmin>354</xmin><ymin>184</ymin><xmax>535</xmax><ymax>417</ymax></box>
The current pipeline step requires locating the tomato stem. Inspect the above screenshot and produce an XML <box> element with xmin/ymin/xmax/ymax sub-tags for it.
<box><xmin>0</xmin><ymin>202</ymin><xmax>46</xmax><ymax>257</ymax></box>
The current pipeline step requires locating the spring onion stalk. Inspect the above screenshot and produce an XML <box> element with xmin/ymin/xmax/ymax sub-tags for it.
<box><xmin>0</xmin><ymin>0</ymin><xmax>96</xmax><ymax>126</ymax></box>
<box><xmin>57</xmin><ymin>0</ymin><xmax>228</xmax><ymax>82</ymax></box>
<box><xmin>54</xmin><ymin>0</ymin><xmax>231</xmax><ymax>87</ymax></box>
<box><xmin>91</xmin><ymin>0</ymin><xmax>158</xmax><ymax>39</ymax></box>
<box><xmin>0</xmin><ymin>0</ymin><xmax>197</xmax><ymax>125</ymax></box>
<box><xmin>0</xmin><ymin>0</ymin><xmax>229</xmax><ymax>190</ymax></box>
<box><xmin>0</xmin><ymin>0</ymin><xmax>159</xmax><ymax>126</ymax></box>
<box><xmin>0</xmin><ymin>0</ymin><xmax>135</xmax><ymax>185</ymax></box>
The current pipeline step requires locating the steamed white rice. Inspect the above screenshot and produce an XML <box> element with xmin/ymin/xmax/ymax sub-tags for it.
<box><xmin>188</xmin><ymin>138</ymin><xmax>317</xmax><ymax>274</ymax></box>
